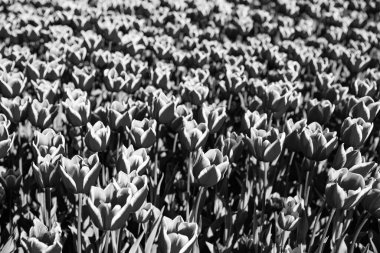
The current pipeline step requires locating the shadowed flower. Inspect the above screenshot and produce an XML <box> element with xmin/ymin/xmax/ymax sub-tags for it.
<box><xmin>129</xmin><ymin>119</ymin><xmax>157</xmax><ymax>148</ymax></box>
<box><xmin>85</xmin><ymin>121</ymin><xmax>111</xmax><ymax>152</ymax></box>
<box><xmin>340</xmin><ymin>117</ymin><xmax>373</xmax><ymax>149</ymax></box>
<box><xmin>179</xmin><ymin>120</ymin><xmax>209</xmax><ymax>152</ymax></box>
<box><xmin>29</xmin><ymin>99</ymin><xmax>58</xmax><ymax>130</ymax></box>
<box><xmin>117</xmin><ymin>145</ymin><xmax>150</xmax><ymax>175</ymax></box>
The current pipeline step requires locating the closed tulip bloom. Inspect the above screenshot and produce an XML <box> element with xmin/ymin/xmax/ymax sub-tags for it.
<box><xmin>242</xmin><ymin>110</ymin><xmax>267</xmax><ymax>133</ymax></box>
<box><xmin>193</xmin><ymin>148</ymin><xmax>229</xmax><ymax>187</ymax></box>
<box><xmin>299</xmin><ymin>122</ymin><xmax>338</xmax><ymax>161</ymax></box>
<box><xmin>307</xmin><ymin>99</ymin><xmax>335</xmax><ymax>125</ymax></box>
<box><xmin>179</xmin><ymin>120</ymin><xmax>209</xmax><ymax>152</ymax></box>
<box><xmin>340</xmin><ymin>117</ymin><xmax>373</xmax><ymax>149</ymax></box>
<box><xmin>221</xmin><ymin>65</ymin><xmax>247</xmax><ymax>93</ymax></box>
<box><xmin>85</xmin><ymin>122</ymin><xmax>111</xmax><ymax>152</ymax></box>
<box><xmin>283</xmin><ymin>118</ymin><xmax>307</xmax><ymax>152</ymax></box>
<box><xmin>346</xmin><ymin>96</ymin><xmax>380</xmax><ymax>122</ymax></box>
<box><xmin>245</xmin><ymin>128</ymin><xmax>285</xmax><ymax>162</ymax></box>
<box><xmin>92</xmin><ymin>49</ymin><xmax>110</xmax><ymax>69</ymax></box>
<box><xmin>72</xmin><ymin>66</ymin><xmax>95</xmax><ymax>92</ymax></box>
<box><xmin>198</xmin><ymin>105</ymin><xmax>227</xmax><ymax>134</ymax></box>
<box><xmin>32</xmin><ymin>128</ymin><xmax>65</xmax><ymax>158</ymax></box>
<box><xmin>352</xmin><ymin>79</ymin><xmax>377</xmax><ymax>98</ymax></box>
<box><xmin>361</xmin><ymin>189</ymin><xmax>380</xmax><ymax>218</ymax></box>
<box><xmin>159</xmin><ymin>216</ymin><xmax>198</xmax><ymax>253</ymax></box>
<box><xmin>117</xmin><ymin>145</ymin><xmax>150</xmax><ymax>175</ymax></box>
<box><xmin>180</xmin><ymin>81</ymin><xmax>209</xmax><ymax>106</ymax></box>
<box><xmin>278</xmin><ymin>196</ymin><xmax>303</xmax><ymax>231</ymax></box>
<box><xmin>133</xmin><ymin>202</ymin><xmax>156</xmax><ymax>223</ymax></box>
<box><xmin>62</xmin><ymin>95</ymin><xmax>91</xmax><ymax>127</ymax></box>
<box><xmin>325</xmin><ymin>168</ymin><xmax>373</xmax><ymax>210</ymax></box>
<box><xmin>260</xmin><ymin>82</ymin><xmax>293</xmax><ymax>118</ymax></box>
<box><xmin>104</xmin><ymin>68</ymin><xmax>126</xmax><ymax>92</ymax></box>
<box><xmin>170</xmin><ymin>105</ymin><xmax>193</xmax><ymax>132</ymax></box>
<box><xmin>32</xmin><ymin>154</ymin><xmax>61</xmax><ymax>189</ymax></box>
<box><xmin>32</xmin><ymin>80</ymin><xmax>60</xmax><ymax>104</ymax></box>
<box><xmin>0</xmin><ymin>121</ymin><xmax>14</xmax><ymax>159</ymax></box>
<box><xmin>0</xmin><ymin>168</ymin><xmax>22</xmax><ymax>192</ymax></box>
<box><xmin>108</xmin><ymin>101</ymin><xmax>137</xmax><ymax>131</ymax></box>
<box><xmin>151</xmin><ymin>92</ymin><xmax>176</xmax><ymax>124</ymax></box>
<box><xmin>22</xmin><ymin>219</ymin><xmax>62</xmax><ymax>253</ymax></box>
<box><xmin>0</xmin><ymin>96</ymin><xmax>29</xmax><ymax>124</ymax></box>
<box><xmin>29</xmin><ymin>99</ymin><xmax>58</xmax><ymax>130</ymax></box>
<box><xmin>215</xmin><ymin>132</ymin><xmax>243</xmax><ymax>163</ymax></box>
<box><xmin>0</xmin><ymin>71</ymin><xmax>27</xmax><ymax>98</ymax></box>
<box><xmin>129</xmin><ymin>118</ymin><xmax>157</xmax><ymax>148</ymax></box>
<box><xmin>59</xmin><ymin>154</ymin><xmax>101</xmax><ymax>194</ymax></box>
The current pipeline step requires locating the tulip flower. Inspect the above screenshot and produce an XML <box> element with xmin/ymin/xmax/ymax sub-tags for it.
<box><xmin>299</xmin><ymin>122</ymin><xmax>338</xmax><ymax>161</ymax></box>
<box><xmin>43</xmin><ymin>60</ymin><xmax>65</xmax><ymax>82</ymax></box>
<box><xmin>81</xmin><ymin>30</ymin><xmax>102</xmax><ymax>52</ymax></box>
<box><xmin>0</xmin><ymin>96</ymin><xmax>29</xmax><ymax>124</ymax></box>
<box><xmin>198</xmin><ymin>105</ymin><xmax>227</xmax><ymax>134</ymax></box>
<box><xmin>32</xmin><ymin>128</ymin><xmax>66</xmax><ymax>158</ymax></box>
<box><xmin>117</xmin><ymin>145</ymin><xmax>150</xmax><ymax>175</ymax></box>
<box><xmin>340</xmin><ymin>117</ymin><xmax>373</xmax><ymax>149</ymax></box>
<box><xmin>278</xmin><ymin>196</ymin><xmax>304</xmax><ymax>231</ymax></box>
<box><xmin>0</xmin><ymin>120</ymin><xmax>14</xmax><ymax>159</ymax></box>
<box><xmin>32</xmin><ymin>154</ymin><xmax>61</xmax><ymax>189</ymax></box>
<box><xmin>85</xmin><ymin>121</ymin><xmax>111</xmax><ymax>152</ymax></box>
<box><xmin>159</xmin><ymin>216</ymin><xmax>198</xmax><ymax>253</ymax></box>
<box><xmin>179</xmin><ymin>120</ymin><xmax>209</xmax><ymax>152</ymax></box>
<box><xmin>283</xmin><ymin>118</ymin><xmax>307</xmax><ymax>152</ymax></box>
<box><xmin>151</xmin><ymin>91</ymin><xmax>176</xmax><ymax>124</ymax></box>
<box><xmin>193</xmin><ymin>148</ymin><xmax>229</xmax><ymax>187</ymax></box>
<box><xmin>25</xmin><ymin>58</ymin><xmax>45</xmax><ymax>81</ymax></box>
<box><xmin>72</xmin><ymin>66</ymin><xmax>96</xmax><ymax>91</ymax></box>
<box><xmin>124</xmin><ymin>72</ymin><xmax>142</xmax><ymax>93</ymax></box>
<box><xmin>67</xmin><ymin>46</ymin><xmax>87</xmax><ymax>66</ymax></box>
<box><xmin>345</xmin><ymin>96</ymin><xmax>380</xmax><ymax>122</ymax></box>
<box><xmin>242</xmin><ymin>110</ymin><xmax>267</xmax><ymax>133</ymax></box>
<box><xmin>180</xmin><ymin>81</ymin><xmax>209</xmax><ymax>106</ymax></box>
<box><xmin>152</xmin><ymin>64</ymin><xmax>172</xmax><ymax>90</ymax></box>
<box><xmin>62</xmin><ymin>94</ymin><xmax>91</xmax><ymax>127</ymax></box>
<box><xmin>307</xmin><ymin>99</ymin><xmax>335</xmax><ymax>125</ymax></box>
<box><xmin>108</xmin><ymin>101</ymin><xmax>137</xmax><ymax>131</ymax></box>
<box><xmin>361</xmin><ymin>189</ymin><xmax>380</xmax><ymax>218</ymax></box>
<box><xmin>215</xmin><ymin>132</ymin><xmax>243</xmax><ymax>163</ymax></box>
<box><xmin>129</xmin><ymin>118</ymin><xmax>157</xmax><ymax>148</ymax></box>
<box><xmin>220</xmin><ymin>65</ymin><xmax>247</xmax><ymax>93</ymax></box>
<box><xmin>0</xmin><ymin>168</ymin><xmax>22</xmax><ymax>192</ymax></box>
<box><xmin>32</xmin><ymin>80</ymin><xmax>60</xmax><ymax>104</ymax></box>
<box><xmin>29</xmin><ymin>99</ymin><xmax>58</xmax><ymax>130</ymax></box>
<box><xmin>104</xmin><ymin>68</ymin><xmax>126</xmax><ymax>92</ymax></box>
<box><xmin>133</xmin><ymin>202</ymin><xmax>157</xmax><ymax>223</ymax></box>
<box><xmin>22</xmin><ymin>219</ymin><xmax>62</xmax><ymax>253</ymax></box>
<box><xmin>245</xmin><ymin>128</ymin><xmax>285</xmax><ymax>162</ymax></box>
<box><xmin>352</xmin><ymin>79</ymin><xmax>377</xmax><ymax>98</ymax></box>
<box><xmin>0</xmin><ymin>71</ymin><xmax>27</xmax><ymax>98</ymax></box>
<box><xmin>170</xmin><ymin>105</ymin><xmax>193</xmax><ymax>132</ymax></box>
<box><xmin>325</xmin><ymin>168</ymin><xmax>373</xmax><ymax>210</ymax></box>
<box><xmin>92</xmin><ymin>49</ymin><xmax>110</xmax><ymax>69</ymax></box>
<box><xmin>59</xmin><ymin>154</ymin><xmax>101</xmax><ymax>194</ymax></box>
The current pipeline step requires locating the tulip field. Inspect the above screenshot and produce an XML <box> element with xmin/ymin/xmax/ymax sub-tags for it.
<box><xmin>1</xmin><ymin>0</ymin><xmax>380</xmax><ymax>252</ymax></box>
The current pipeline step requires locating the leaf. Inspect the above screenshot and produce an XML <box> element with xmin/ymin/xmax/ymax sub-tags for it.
<box><xmin>129</xmin><ymin>231</ymin><xmax>145</xmax><ymax>253</ymax></box>
<box><xmin>0</xmin><ymin>236</ymin><xmax>16</xmax><ymax>253</ymax></box>
<box><xmin>144</xmin><ymin>206</ymin><xmax>164</xmax><ymax>253</ymax></box>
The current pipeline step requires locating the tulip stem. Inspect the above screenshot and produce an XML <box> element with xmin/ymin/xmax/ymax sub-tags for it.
<box><xmin>104</xmin><ymin>230</ymin><xmax>110</xmax><ymax>253</ymax></box>
<box><xmin>349</xmin><ymin>212</ymin><xmax>370</xmax><ymax>253</ymax></box>
<box><xmin>308</xmin><ymin>201</ymin><xmax>325</xmax><ymax>253</ymax></box>
<box><xmin>77</xmin><ymin>193</ymin><xmax>82</xmax><ymax>253</ymax></box>
<box><xmin>187</xmin><ymin>152</ymin><xmax>193</xmax><ymax>221</ymax></box>
<box><xmin>194</xmin><ymin>186</ymin><xmax>205</xmax><ymax>224</ymax></box>
<box><xmin>227</xmin><ymin>94</ymin><xmax>233</xmax><ymax>111</ymax></box>
<box><xmin>45</xmin><ymin>187</ymin><xmax>52</xmax><ymax>229</ymax></box>
<box><xmin>261</xmin><ymin>161</ymin><xmax>268</xmax><ymax>238</ymax></box>
<box><xmin>317</xmin><ymin>208</ymin><xmax>336</xmax><ymax>253</ymax></box>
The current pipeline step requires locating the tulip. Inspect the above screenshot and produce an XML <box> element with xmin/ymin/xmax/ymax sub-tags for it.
<box><xmin>259</xmin><ymin>82</ymin><xmax>293</xmax><ymax>118</ymax></box>
<box><xmin>152</xmin><ymin>65</ymin><xmax>172</xmax><ymax>90</ymax></box>
<box><xmin>0</xmin><ymin>71</ymin><xmax>27</xmax><ymax>98</ymax></box>
<box><xmin>179</xmin><ymin>120</ymin><xmax>209</xmax><ymax>152</ymax></box>
<box><xmin>32</xmin><ymin>80</ymin><xmax>60</xmax><ymax>104</ymax></box>
<box><xmin>104</xmin><ymin>68</ymin><xmax>126</xmax><ymax>92</ymax></box>
<box><xmin>283</xmin><ymin>118</ymin><xmax>307</xmax><ymax>152</ymax></box>
<box><xmin>193</xmin><ymin>148</ymin><xmax>229</xmax><ymax>187</ymax></box>
<box><xmin>307</xmin><ymin>99</ymin><xmax>335</xmax><ymax>125</ymax></box>
<box><xmin>0</xmin><ymin>96</ymin><xmax>29</xmax><ymax>124</ymax></box>
<box><xmin>220</xmin><ymin>65</ymin><xmax>247</xmax><ymax>93</ymax></box>
<box><xmin>62</xmin><ymin>95</ymin><xmax>91</xmax><ymax>127</ymax></box>
<box><xmin>129</xmin><ymin>118</ymin><xmax>157</xmax><ymax>148</ymax></box>
<box><xmin>159</xmin><ymin>216</ymin><xmax>198</xmax><ymax>253</ymax></box>
<box><xmin>43</xmin><ymin>60</ymin><xmax>65</xmax><ymax>82</ymax></box>
<box><xmin>332</xmin><ymin>144</ymin><xmax>362</xmax><ymax>170</ymax></box>
<box><xmin>352</xmin><ymin>79</ymin><xmax>377</xmax><ymax>98</ymax></box>
<box><xmin>108</xmin><ymin>101</ymin><xmax>137</xmax><ymax>131</ymax></box>
<box><xmin>92</xmin><ymin>49</ymin><xmax>110</xmax><ymax>69</ymax></box>
<box><xmin>345</xmin><ymin>96</ymin><xmax>380</xmax><ymax>122</ymax></box>
<box><xmin>59</xmin><ymin>154</ymin><xmax>101</xmax><ymax>194</ymax></box>
<box><xmin>116</xmin><ymin>145</ymin><xmax>150</xmax><ymax>175</ymax></box>
<box><xmin>72</xmin><ymin>66</ymin><xmax>95</xmax><ymax>91</ymax></box>
<box><xmin>215</xmin><ymin>132</ymin><xmax>243</xmax><ymax>163</ymax></box>
<box><xmin>325</xmin><ymin>168</ymin><xmax>373</xmax><ymax>210</ymax></box>
<box><xmin>85</xmin><ymin>121</ymin><xmax>111</xmax><ymax>152</ymax></box>
<box><xmin>180</xmin><ymin>81</ymin><xmax>209</xmax><ymax>106</ymax></box>
<box><xmin>245</xmin><ymin>128</ymin><xmax>285</xmax><ymax>162</ymax></box>
<box><xmin>22</xmin><ymin>219</ymin><xmax>62</xmax><ymax>253</ymax></box>
<box><xmin>278</xmin><ymin>196</ymin><xmax>304</xmax><ymax>231</ymax></box>
<box><xmin>133</xmin><ymin>202</ymin><xmax>156</xmax><ymax>223</ymax></box>
<box><xmin>299</xmin><ymin>122</ymin><xmax>338</xmax><ymax>161</ymax></box>
<box><xmin>151</xmin><ymin>91</ymin><xmax>176</xmax><ymax>124</ymax></box>
<box><xmin>170</xmin><ymin>105</ymin><xmax>193</xmax><ymax>132</ymax></box>
<box><xmin>32</xmin><ymin>154</ymin><xmax>61</xmax><ymax>189</ymax></box>
<box><xmin>340</xmin><ymin>117</ymin><xmax>373</xmax><ymax>149</ymax></box>
<box><xmin>124</xmin><ymin>72</ymin><xmax>142</xmax><ymax>93</ymax></box>
<box><xmin>242</xmin><ymin>110</ymin><xmax>267</xmax><ymax>132</ymax></box>
<box><xmin>67</xmin><ymin>46</ymin><xmax>87</xmax><ymax>65</ymax></box>
<box><xmin>81</xmin><ymin>30</ymin><xmax>102</xmax><ymax>52</ymax></box>
<box><xmin>29</xmin><ymin>99</ymin><xmax>58</xmax><ymax>130</ymax></box>
<box><xmin>198</xmin><ymin>105</ymin><xmax>227</xmax><ymax>134</ymax></box>
<box><xmin>0</xmin><ymin>168</ymin><xmax>22</xmax><ymax>192</ymax></box>
<box><xmin>361</xmin><ymin>189</ymin><xmax>380</xmax><ymax>218</ymax></box>
<box><xmin>32</xmin><ymin>128</ymin><xmax>66</xmax><ymax>158</ymax></box>
<box><xmin>25</xmin><ymin>58</ymin><xmax>45</xmax><ymax>81</ymax></box>
<box><xmin>0</xmin><ymin>120</ymin><xmax>14</xmax><ymax>159</ymax></box>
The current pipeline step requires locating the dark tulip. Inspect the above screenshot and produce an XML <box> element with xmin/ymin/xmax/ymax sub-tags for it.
<box><xmin>179</xmin><ymin>120</ymin><xmax>209</xmax><ymax>152</ymax></box>
<box><xmin>29</xmin><ymin>99</ymin><xmax>58</xmax><ymax>130</ymax></box>
<box><xmin>85</xmin><ymin>121</ymin><xmax>111</xmax><ymax>152</ymax></box>
<box><xmin>129</xmin><ymin>118</ymin><xmax>157</xmax><ymax>148</ymax></box>
<box><xmin>340</xmin><ymin>117</ymin><xmax>373</xmax><ymax>149</ymax></box>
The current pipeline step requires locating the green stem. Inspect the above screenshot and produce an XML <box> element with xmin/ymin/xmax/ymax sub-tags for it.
<box><xmin>77</xmin><ymin>193</ymin><xmax>82</xmax><ymax>253</ymax></box>
<box><xmin>227</xmin><ymin>94</ymin><xmax>233</xmax><ymax>111</ymax></box>
<box><xmin>104</xmin><ymin>230</ymin><xmax>110</xmax><ymax>253</ymax></box>
<box><xmin>186</xmin><ymin>152</ymin><xmax>193</xmax><ymax>221</ymax></box>
<box><xmin>154</xmin><ymin>124</ymin><xmax>160</xmax><ymax>205</ymax></box>
<box><xmin>172</xmin><ymin>133</ymin><xmax>178</xmax><ymax>153</ymax></box>
<box><xmin>45</xmin><ymin>188</ymin><xmax>52</xmax><ymax>229</ymax></box>
<box><xmin>349</xmin><ymin>213</ymin><xmax>370</xmax><ymax>253</ymax></box>
<box><xmin>304</xmin><ymin>160</ymin><xmax>316</xmax><ymax>207</ymax></box>
<box><xmin>194</xmin><ymin>187</ymin><xmax>205</xmax><ymax>224</ymax></box>
<box><xmin>261</xmin><ymin>161</ymin><xmax>268</xmax><ymax>238</ymax></box>
<box><xmin>308</xmin><ymin>202</ymin><xmax>325</xmax><ymax>253</ymax></box>
<box><xmin>317</xmin><ymin>208</ymin><xmax>336</xmax><ymax>253</ymax></box>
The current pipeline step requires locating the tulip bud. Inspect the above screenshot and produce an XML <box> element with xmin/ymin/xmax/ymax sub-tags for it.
<box><xmin>340</xmin><ymin>117</ymin><xmax>373</xmax><ymax>149</ymax></box>
<box><xmin>59</xmin><ymin>154</ymin><xmax>101</xmax><ymax>194</ymax></box>
<box><xmin>108</xmin><ymin>101</ymin><xmax>137</xmax><ymax>131</ymax></box>
<box><xmin>221</xmin><ymin>65</ymin><xmax>247</xmax><ymax>93</ymax></box>
<box><xmin>245</xmin><ymin>128</ymin><xmax>285</xmax><ymax>162</ymax></box>
<box><xmin>32</xmin><ymin>128</ymin><xmax>66</xmax><ymax>158</ymax></box>
<box><xmin>133</xmin><ymin>202</ymin><xmax>156</xmax><ymax>223</ymax></box>
<box><xmin>150</xmin><ymin>91</ymin><xmax>176</xmax><ymax>125</ymax></box>
<box><xmin>180</xmin><ymin>81</ymin><xmax>209</xmax><ymax>106</ymax></box>
<box><xmin>242</xmin><ymin>110</ymin><xmax>267</xmax><ymax>133</ymax></box>
<box><xmin>159</xmin><ymin>216</ymin><xmax>198</xmax><ymax>253</ymax></box>
<box><xmin>0</xmin><ymin>71</ymin><xmax>27</xmax><ymax>98</ymax></box>
<box><xmin>361</xmin><ymin>189</ymin><xmax>380</xmax><ymax>218</ymax></box>
<box><xmin>0</xmin><ymin>168</ymin><xmax>22</xmax><ymax>192</ymax></box>
<box><xmin>215</xmin><ymin>132</ymin><xmax>244</xmax><ymax>163</ymax></box>
<box><xmin>29</xmin><ymin>99</ymin><xmax>58</xmax><ymax>130</ymax></box>
<box><xmin>92</xmin><ymin>49</ymin><xmax>110</xmax><ymax>69</ymax></box>
<box><xmin>332</xmin><ymin>144</ymin><xmax>362</xmax><ymax>170</ymax></box>
<box><xmin>193</xmin><ymin>149</ymin><xmax>229</xmax><ymax>187</ymax></box>
<box><xmin>124</xmin><ymin>72</ymin><xmax>142</xmax><ymax>93</ymax></box>
<box><xmin>129</xmin><ymin>118</ymin><xmax>157</xmax><ymax>148</ymax></box>
<box><xmin>62</xmin><ymin>95</ymin><xmax>91</xmax><ymax>127</ymax></box>
<box><xmin>32</xmin><ymin>80</ymin><xmax>60</xmax><ymax>104</ymax></box>
<box><xmin>0</xmin><ymin>96</ymin><xmax>29</xmax><ymax>124</ymax></box>
<box><xmin>22</xmin><ymin>218</ymin><xmax>62</xmax><ymax>253</ymax></box>
<box><xmin>352</xmin><ymin>79</ymin><xmax>377</xmax><ymax>98</ymax></box>
<box><xmin>283</xmin><ymin>118</ymin><xmax>307</xmax><ymax>152</ymax></box>
<box><xmin>179</xmin><ymin>120</ymin><xmax>209</xmax><ymax>152</ymax></box>
<box><xmin>198</xmin><ymin>105</ymin><xmax>227</xmax><ymax>134</ymax></box>
<box><xmin>104</xmin><ymin>68</ymin><xmax>126</xmax><ymax>92</ymax></box>
<box><xmin>307</xmin><ymin>98</ymin><xmax>335</xmax><ymax>125</ymax></box>
<box><xmin>32</xmin><ymin>154</ymin><xmax>61</xmax><ymax>189</ymax></box>
<box><xmin>170</xmin><ymin>105</ymin><xmax>193</xmax><ymax>132</ymax></box>
<box><xmin>85</xmin><ymin>121</ymin><xmax>111</xmax><ymax>152</ymax></box>
<box><xmin>345</xmin><ymin>96</ymin><xmax>380</xmax><ymax>122</ymax></box>
<box><xmin>117</xmin><ymin>145</ymin><xmax>150</xmax><ymax>175</ymax></box>
<box><xmin>278</xmin><ymin>196</ymin><xmax>303</xmax><ymax>231</ymax></box>
<box><xmin>72</xmin><ymin>66</ymin><xmax>95</xmax><ymax>91</ymax></box>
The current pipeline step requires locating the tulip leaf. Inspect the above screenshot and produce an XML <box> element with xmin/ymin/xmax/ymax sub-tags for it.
<box><xmin>144</xmin><ymin>206</ymin><xmax>164</xmax><ymax>253</ymax></box>
<box><xmin>129</xmin><ymin>230</ymin><xmax>145</xmax><ymax>253</ymax></box>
